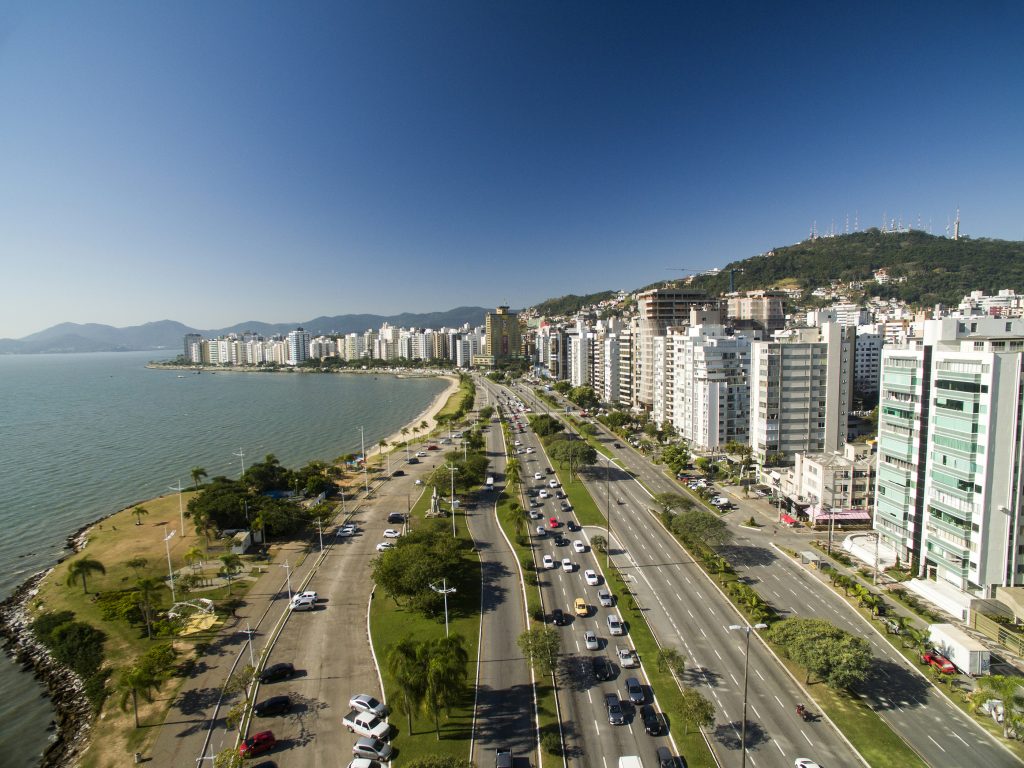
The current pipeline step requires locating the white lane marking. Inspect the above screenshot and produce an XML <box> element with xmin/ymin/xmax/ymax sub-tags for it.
<box><xmin>774</xmin><ymin>740</ymin><xmax>785</xmax><ymax>755</ymax></box>
<box><xmin>926</xmin><ymin>735</ymin><xmax>946</xmax><ymax>752</ymax></box>
<box><xmin>730</xmin><ymin>673</ymin><xmax>739</xmax><ymax>686</ymax></box>
<box><xmin>953</xmin><ymin>733</ymin><xmax>969</xmax><ymax>746</ymax></box>
<box><xmin>714</xmin><ymin>649</ymin><xmax>723</xmax><ymax>660</ymax></box>
<box><xmin>774</xmin><ymin>695</ymin><xmax>784</xmax><ymax>707</ymax></box>
<box><xmin>755</xmin><ymin>669</ymin><xmax>765</xmax><ymax>681</ymax></box>
<box><xmin>802</xmin><ymin>731</ymin><xmax>813</xmax><ymax>746</ymax></box>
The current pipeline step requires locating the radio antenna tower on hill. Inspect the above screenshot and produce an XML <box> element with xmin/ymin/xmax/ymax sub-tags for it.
<box><xmin>954</xmin><ymin>206</ymin><xmax>961</xmax><ymax>240</ymax></box>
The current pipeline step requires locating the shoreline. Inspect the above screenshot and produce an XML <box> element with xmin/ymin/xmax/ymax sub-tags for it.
<box><xmin>0</xmin><ymin>372</ymin><xmax>462</xmax><ymax>768</ymax></box>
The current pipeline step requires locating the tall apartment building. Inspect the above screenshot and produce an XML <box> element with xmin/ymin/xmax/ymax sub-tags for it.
<box><xmin>286</xmin><ymin>328</ymin><xmax>311</xmax><ymax>366</ymax></box>
<box><xmin>749</xmin><ymin>322</ymin><xmax>854</xmax><ymax>464</ymax></box>
<box><xmin>475</xmin><ymin>306</ymin><xmax>522</xmax><ymax>367</ymax></box>
<box><xmin>569</xmin><ymin>318</ymin><xmax>594</xmax><ymax>387</ymax></box>
<box><xmin>854</xmin><ymin>327</ymin><xmax>884</xmax><ymax>407</ymax></box>
<box><xmin>874</xmin><ymin>317</ymin><xmax>1024</xmax><ymax>600</ymax></box>
<box><xmin>633</xmin><ymin>288</ymin><xmax>719</xmax><ymax>410</ymax></box>
<box><xmin>184</xmin><ymin>333</ymin><xmax>203</xmax><ymax>362</ymax></box>
<box><xmin>670</xmin><ymin>324</ymin><xmax>751</xmax><ymax>450</ymax></box>
<box><xmin>726</xmin><ymin>290</ymin><xmax>786</xmax><ymax>333</ymax></box>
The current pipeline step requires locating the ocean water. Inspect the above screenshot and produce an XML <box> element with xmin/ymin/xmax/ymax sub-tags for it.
<box><xmin>0</xmin><ymin>351</ymin><xmax>447</xmax><ymax>766</ymax></box>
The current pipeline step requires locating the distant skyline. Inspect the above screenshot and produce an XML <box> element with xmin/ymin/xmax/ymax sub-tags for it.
<box><xmin>2</xmin><ymin>2</ymin><xmax>1023</xmax><ymax>338</ymax></box>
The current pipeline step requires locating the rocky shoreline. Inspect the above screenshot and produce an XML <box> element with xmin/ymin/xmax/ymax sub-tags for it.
<box><xmin>0</xmin><ymin>519</ymin><xmax>107</xmax><ymax>768</ymax></box>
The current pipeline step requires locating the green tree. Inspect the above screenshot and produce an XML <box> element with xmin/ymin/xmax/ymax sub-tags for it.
<box><xmin>213</xmin><ymin>748</ymin><xmax>243</xmax><ymax>768</ymax></box>
<box><xmin>131</xmin><ymin>505</ymin><xmax>149</xmax><ymax>526</ymax></box>
<box><xmin>116</xmin><ymin>662</ymin><xmax>161</xmax><ymax>728</ymax></box>
<box><xmin>656</xmin><ymin>647</ymin><xmax>686</xmax><ymax>680</ymax></box>
<box><xmin>672</xmin><ymin>509</ymin><xmax>733</xmax><ymax>546</ymax></box>
<box><xmin>528</xmin><ymin>414</ymin><xmax>565</xmax><ymax>437</ymax></box>
<box><xmin>568</xmin><ymin>385</ymin><xmax>599</xmax><ymax>409</ymax></box>
<box><xmin>518</xmin><ymin>627</ymin><xmax>560</xmax><ymax>676</ymax></box>
<box><xmin>976</xmin><ymin>675</ymin><xmax>1024</xmax><ymax>739</ymax></box>
<box><xmin>386</xmin><ymin>637</ymin><xmax>428</xmax><ymax>734</ymax></box>
<box><xmin>694</xmin><ymin>457</ymin><xmax>716</xmax><ymax>478</ymax></box>
<box><xmin>653</xmin><ymin>493</ymin><xmax>692</xmax><ymax>515</ymax></box>
<box><xmin>505</xmin><ymin>458</ymin><xmax>520</xmax><ymax>489</ymax></box>
<box><xmin>590</xmin><ymin>534</ymin><xmax>607</xmax><ymax>553</ymax></box>
<box><xmin>767</xmin><ymin>617</ymin><xmax>872</xmax><ymax>689</ymax></box>
<box><xmin>661</xmin><ymin>443</ymin><xmax>692</xmax><ymax>475</ymax></box>
<box><xmin>184</xmin><ymin>545</ymin><xmax>205</xmax><ymax>572</ymax></box>
<box><xmin>679</xmin><ymin>687</ymin><xmax>715</xmax><ymax>734</ymax></box>
<box><xmin>65</xmin><ymin>557</ymin><xmax>106</xmax><ymax>594</ymax></box>
<box><xmin>125</xmin><ymin>556</ymin><xmax>148</xmax><ymax>579</ymax></box>
<box><xmin>405</xmin><ymin>757</ymin><xmax>476</xmax><ymax>768</ymax></box>
<box><xmin>547</xmin><ymin>438</ymin><xmax>597</xmax><ymax>476</ymax></box>
<box><xmin>423</xmin><ymin>635</ymin><xmax>470</xmax><ymax>738</ymax></box>
<box><xmin>219</xmin><ymin>553</ymin><xmax>243</xmax><ymax>595</ymax></box>
<box><xmin>135</xmin><ymin>577</ymin><xmax>164</xmax><ymax>639</ymax></box>
<box><xmin>190</xmin><ymin>466</ymin><xmax>208</xmax><ymax>491</ymax></box>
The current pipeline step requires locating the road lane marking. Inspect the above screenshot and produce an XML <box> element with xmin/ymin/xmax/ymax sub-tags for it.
<box><xmin>730</xmin><ymin>673</ymin><xmax>739</xmax><ymax>686</ymax></box>
<box><xmin>774</xmin><ymin>740</ymin><xmax>785</xmax><ymax>755</ymax></box>
<box><xmin>802</xmin><ymin>731</ymin><xmax>813</xmax><ymax>746</ymax></box>
<box><xmin>927</xmin><ymin>735</ymin><xmax>946</xmax><ymax>752</ymax></box>
<box><xmin>774</xmin><ymin>695</ymin><xmax>784</xmax><ymax>707</ymax></box>
<box><xmin>755</xmin><ymin>669</ymin><xmax>765</xmax><ymax>681</ymax></box>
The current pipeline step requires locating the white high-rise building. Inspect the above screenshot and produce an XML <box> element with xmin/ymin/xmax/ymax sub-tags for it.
<box><xmin>749</xmin><ymin>322</ymin><xmax>854</xmax><ymax>464</ymax></box>
<box><xmin>286</xmin><ymin>328</ymin><xmax>311</xmax><ymax>366</ymax></box>
<box><xmin>854</xmin><ymin>327</ymin><xmax>884</xmax><ymax>406</ymax></box>
<box><xmin>874</xmin><ymin>317</ymin><xmax>1024</xmax><ymax>609</ymax></box>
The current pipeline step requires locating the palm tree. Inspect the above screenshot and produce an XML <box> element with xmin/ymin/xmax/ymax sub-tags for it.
<box><xmin>423</xmin><ymin>635</ymin><xmax>469</xmax><ymax>738</ymax></box>
<box><xmin>219</xmin><ymin>553</ymin><xmax>243</xmax><ymax>595</ymax></box>
<box><xmin>385</xmin><ymin>637</ymin><xmax>428</xmax><ymax>734</ymax></box>
<box><xmin>131</xmin><ymin>505</ymin><xmax>149</xmax><ymax>526</ymax></box>
<box><xmin>136</xmin><ymin>577</ymin><xmax>163</xmax><ymax>639</ymax></box>
<box><xmin>65</xmin><ymin>557</ymin><xmax>106</xmax><ymax>594</ymax></box>
<box><xmin>184</xmin><ymin>546</ymin><xmax>205</xmax><ymax>572</ymax></box>
<box><xmin>190</xmin><ymin>466</ymin><xmax>208</xmax><ymax>491</ymax></box>
<box><xmin>125</xmin><ymin>556</ymin><xmax>148</xmax><ymax>579</ymax></box>
<box><xmin>116</xmin><ymin>663</ymin><xmax>161</xmax><ymax>728</ymax></box>
<box><xmin>378</xmin><ymin>438</ymin><xmax>388</xmax><ymax>457</ymax></box>
<box><xmin>976</xmin><ymin>675</ymin><xmax>1024</xmax><ymax>738</ymax></box>
<box><xmin>192</xmin><ymin>508</ymin><xmax>213</xmax><ymax>546</ymax></box>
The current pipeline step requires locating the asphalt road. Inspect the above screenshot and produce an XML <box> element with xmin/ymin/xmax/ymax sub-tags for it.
<box><xmin>468</xmin><ymin>382</ymin><xmax>538</xmax><ymax>765</ymax></box>
<box><xmin>522</xmin><ymin>382</ymin><xmax>1021</xmax><ymax>768</ymax></box>
<box><xmin>514</xmin><ymin>384</ymin><xmax>864</xmax><ymax>768</ymax></box>
<box><xmin>494</xmin><ymin>384</ymin><xmax>680</xmax><ymax>768</ymax></box>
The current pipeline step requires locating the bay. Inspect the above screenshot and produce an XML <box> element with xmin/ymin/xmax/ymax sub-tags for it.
<box><xmin>0</xmin><ymin>350</ymin><xmax>447</xmax><ymax>766</ymax></box>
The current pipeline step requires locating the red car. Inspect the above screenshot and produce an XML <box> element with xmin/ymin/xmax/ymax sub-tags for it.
<box><xmin>427</xmin><ymin>444</ymin><xmax>440</xmax><ymax>451</ymax></box>
<box><xmin>549</xmin><ymin>517</ymin><xmax>560</xmax><ymax>528</ymax></box>
<box><xmin>239</xmin><ymin>730</ymin><xmax>276</xmax><ymax>758</ymax></box>
<box><xmin>921</xmin><ymin>649</ymin><xmax>956</xmax><ymax>674</ymax></box>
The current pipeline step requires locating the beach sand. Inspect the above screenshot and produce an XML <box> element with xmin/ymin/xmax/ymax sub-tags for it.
<box><xmin>378</xmin><ymin>374</ymin><xmax>461</xmax><ymax>451</ymax></box>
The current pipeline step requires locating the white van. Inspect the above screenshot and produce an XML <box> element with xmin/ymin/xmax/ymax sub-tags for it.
<box><xmin>607</xmin><ymin>613</ymin><xmax>624</xmax><ymax>635</ymax></box>
<box><xmin>290</xmin><ymin>596</ymin><xmax>316</xmax><ymax>612</ymax></box>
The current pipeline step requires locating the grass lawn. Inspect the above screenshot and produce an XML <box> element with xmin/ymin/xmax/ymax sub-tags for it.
<box><xmin>434</xmin><ymin>375</ymin><xmax>474</xmax><ymax>422</ymax></box>
<box><xmin>32</xmin><ymin>491</ymin><xmax>261</xmax><ymax>768</ymax></box>
<box><xmin>369</xmin><ymin>478</ymin><xmax>481</xmax><ymax>766</ymax></box>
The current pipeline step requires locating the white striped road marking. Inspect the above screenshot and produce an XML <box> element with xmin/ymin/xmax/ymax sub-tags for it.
<box><xmin>802</xmin><ymin>731</ymin><xmax>813</xmax><ymax>746</ymax></box>
<box><xmin>927</xmin><ymin>735</ymin><xmax>946</xmax><ymax>752</ymax></box>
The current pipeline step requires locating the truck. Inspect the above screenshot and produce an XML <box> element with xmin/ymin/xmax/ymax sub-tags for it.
<box><xmin>928</xmin><ymin>623</ymin><xmax>990</xmax><ymax>676</ymax></box>
<box><xmin>618</xmin><ymin>757</ymin><xmax>643</xmax><ymax>768</ymax></box>
<box><xmin>342</xmin><ymin>709</ymin><xmax>391</xmax><ymax>740</ymax></box>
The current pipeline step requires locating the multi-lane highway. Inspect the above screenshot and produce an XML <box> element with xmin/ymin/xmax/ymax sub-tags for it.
<box><xmin>512</xmin><ymin>383</ymin><xmax>865</xmax><ymax>768</ymax></box>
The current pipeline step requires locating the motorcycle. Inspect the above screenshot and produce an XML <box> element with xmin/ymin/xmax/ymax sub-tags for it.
<box><xmin>795</xmin><ymin>704</ymin><xmax>812</xmax><ymax>721</ymax></box>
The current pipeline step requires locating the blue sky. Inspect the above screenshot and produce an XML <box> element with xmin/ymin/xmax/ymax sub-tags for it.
<box><xmin>1</xmin><ymin>1</ymin><xmax>1022</xmax><ymax>338</ymax></box>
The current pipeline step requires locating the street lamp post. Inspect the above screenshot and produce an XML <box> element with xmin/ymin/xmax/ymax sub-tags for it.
<box><xmin>163</xmin><ymin>529</ymin><xmax>177</xmax><ymax>604</ymax></box>
<box><xmin>429</xmin><ymin>578</ymin><xmax>457</xmax><ymax>637</ymax></box>
<box><xmin>234</xmin><ymin>448</ymin><xmax>246</xmax><ymax>480</ymax></box>
<box><xmin>728</xmin><ymin>622</ymin><xmax>768</xmax><ymax>768</ymax></box>
<box><xmin>169</xmin><ymin>480</ymin><xmax>186</xmax><ymax>537</ymax></box>
<box><xmin>316</xmin><ymin>518</ymin><xmax>323</xmax><ymax>552</ymax></box>
<box><xmin>359</xmin><ymin>427</ymin><xmax>370</xmax><ymax>496</ymax></box>
<box><xmin>281</xmin><ymin>559</ymin><xmax>292</xmax><ymax>602</ymax></box>
<box><xmin>445</xmin><ymin>463</ymin><xmax>459</xmax><ymax>537</ymax></box>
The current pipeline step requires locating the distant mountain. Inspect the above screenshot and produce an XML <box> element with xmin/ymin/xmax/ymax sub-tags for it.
<box><xmin>0</xmin><ymin>307</ymin><xmax>491</xmax><ymax>355</ymax></box>
<box><xmin>686</xmin><ymin>230</ymin><xmax>1024</xmax><ymax>306</ymax></box>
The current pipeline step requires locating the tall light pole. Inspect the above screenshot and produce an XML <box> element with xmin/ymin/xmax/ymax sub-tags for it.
<box><xmin>281</xmin><ymin>559</ymin><xmax>292</xmax><ymax>602</ymax></box>
<box><xmin>445</xmin><ymin>463</ymin><xmax>459</xmax><ymax>537</ymax></box>
<box><xmin>316</xmin><ymin>518</ymin><xmax>323</xmax><ymax>552</ymax></box>
<box><xmin>603</xmin><ymin>454</ymin><xmax>612</xmax><ymax>559</ymax></box>
<box><xmin>359</xmin><ymin>427</ymin><xmax>369</xmax><ymax>496</ymax></box>
<box><xmin>243</xmin><ymin>622</ymin><xmax>256</xmax><ymax>668</ymax></box>
<box><xmin>729</xmin><ymin>622</ymin><xmax>768</xmax><ymax>768</ymax></box>
<box><xmin>163</xmin><ymin>529</ymin><xmax>177</xmax><ymax>603</ymax></box>
<box><xmin>234</xmin><ymin>448</ymin><xmax>246</xmax><ymax>480</ymax></box>
<box><xmin>430</xmin><ymin>578</ymin><xmax>457</xmax><ymax>637</ymax></box>
<box><xmin>169</xmin><ymin>480</ymin><xmax>186</xmax><ymax>537</ymax></box>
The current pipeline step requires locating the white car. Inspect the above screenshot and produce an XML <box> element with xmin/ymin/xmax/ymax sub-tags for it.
<box><xmin>349</xmin><ymin>693</ymin><xmax>387</xmax><ymax>717</ymax></box>
<box><xmin>383</xmin><ymin>529</ymin><xmax>401</xmax><ymax>538</ymax></box>
<box><xmin>549</xmin><ymin>479</ymin><xmax>559</xmax><ymax>488</ymax></box>
<box><xmin>535</xmin><ymin>526</ymin><xmax>546</xmax><ymax>537</ymax></box>
<box><xmin>542</xmin><ymin>554</ymin><xmax>555</xmax><ymax>569</ymax></box>
<box><xmin>561</xmin><ymin>558</ymin><xmax>573</xmax><ymax>572</ymax></box>
<box><xmin>416</xmin><ymin>451</ymin><xmax>427</xmax><ymax>457</ymax></box>
<box><xmin>534</xmin><ymin>472</ymin><xmax>543</xmax><ymax>480</ymax></box>
<box><xmin>794</xmin><ymin>761</ymin><xmax>822</xmax><ymax>768</ymax></box>
<box><xmin>583</xmin><ymin>630</ymin><xmax>599</xmax><ymax>650</ymax></box>
<box><xmin>337</xmin><ymin>524</ymin><xmax>356</xmax><ymax>537</ymax></box>
<box><xmin>584</xmin><ymin>569</ymin><xmax>599</xmax><ymax>586</ymax></box>
<box><xmin>598</xmin><ymin>588</ymin><xmax>614</xmax><ymax>607</ymax></box>
<box><xmin>607</xmin><ymin>613</ymin><xmax>624</xmax><ymax>635</ymax></box>
<box><xmin>538</xmin><ymin>490</ymin><xmax>549</xmax><ymax>499</ymax></box>
<box><xmin>376</xmin><ymin>542</ymin><xmax>395</xmax><ymax>552</ymax></box>
<box><xmin>514</xmin><ymin>440</ymin><xmax>521</xmax><ymax>446</ymax></box>
<box><xmin>573</xmin><ymin>540</ymin><xmax>586</xmax><ymax>553</ymax></box>
<box><xmin>295</xmin><ymin>591</ymin><xmax>317</xmax><ymax>602</ymax></box>
<box><xmin>414</xmin><ymin>479</ymin><xmax>423</xmax><ymax>485</ymax></box>
<box><xmin>526</xmin><ymin>447</ymin><xmax>535</xmax><ymax>453</ymax></box>
<box><xmin>617</xmin><ymin>645</ymin><xmax>638</xmax><ymax>668</ymax></box>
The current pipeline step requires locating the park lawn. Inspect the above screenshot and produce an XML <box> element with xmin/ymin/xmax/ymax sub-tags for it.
<box><xmin>434</xmin><ymin>374</ymin><xmax>474</xmax><ymax>422</ymax></box>
<box><xmin>369</xmin><ymin>475</ymin><xmax>481</xmax><ymax>765</ymax></box>
<box><xmin>495</xmin><ymin>491</ymin><xmax>559</xmax><ymax>768</ymax></box>
<box><xmin>552</xmin><ymin>464</ymin><xmax>605</xmax><ymax>529</ymax></box>
<box><xmin>32</xmin><ymin>491</ymin><xmax>257</xmax><ymax>768</ymax></box>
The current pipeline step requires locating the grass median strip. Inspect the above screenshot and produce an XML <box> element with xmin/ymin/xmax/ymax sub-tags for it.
<box><xmin>369</xmin><ymin>488</ymin><xmax>481</xmax><ymax>765</ymax></box>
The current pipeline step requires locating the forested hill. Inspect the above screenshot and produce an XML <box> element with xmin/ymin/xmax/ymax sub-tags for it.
<box><xmin>532</xmin><ymin>291</ymin><xmax>617</xmax><ymax>316</ymax></box>
<box><xmin>688</xmin><ymin>230</ymin><xmax>1024</xmax><ymax>306</ymax></box>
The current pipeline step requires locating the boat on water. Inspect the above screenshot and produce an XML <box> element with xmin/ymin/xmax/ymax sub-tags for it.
<box><xmin>176</xmin><ymin>374</ymin><xmax>185</xmax><ymax>378</ymax></box>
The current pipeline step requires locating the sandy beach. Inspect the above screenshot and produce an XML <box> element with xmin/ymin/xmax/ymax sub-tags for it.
<box><xmin>378</xmin><ymin>374</ymin><xmax>461</xmax><ymax>451</ymax></box>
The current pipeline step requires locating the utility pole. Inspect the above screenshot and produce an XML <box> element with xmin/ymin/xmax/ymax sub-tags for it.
<box><xmin>234</xmin><ymin>448</ymin><xmax>246</xmax><ymax>479</ymax></box>
<box><xmin>445</xmin><ymin>463</ymin><xmax>459</xmax><ymax>537</ymax></box>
